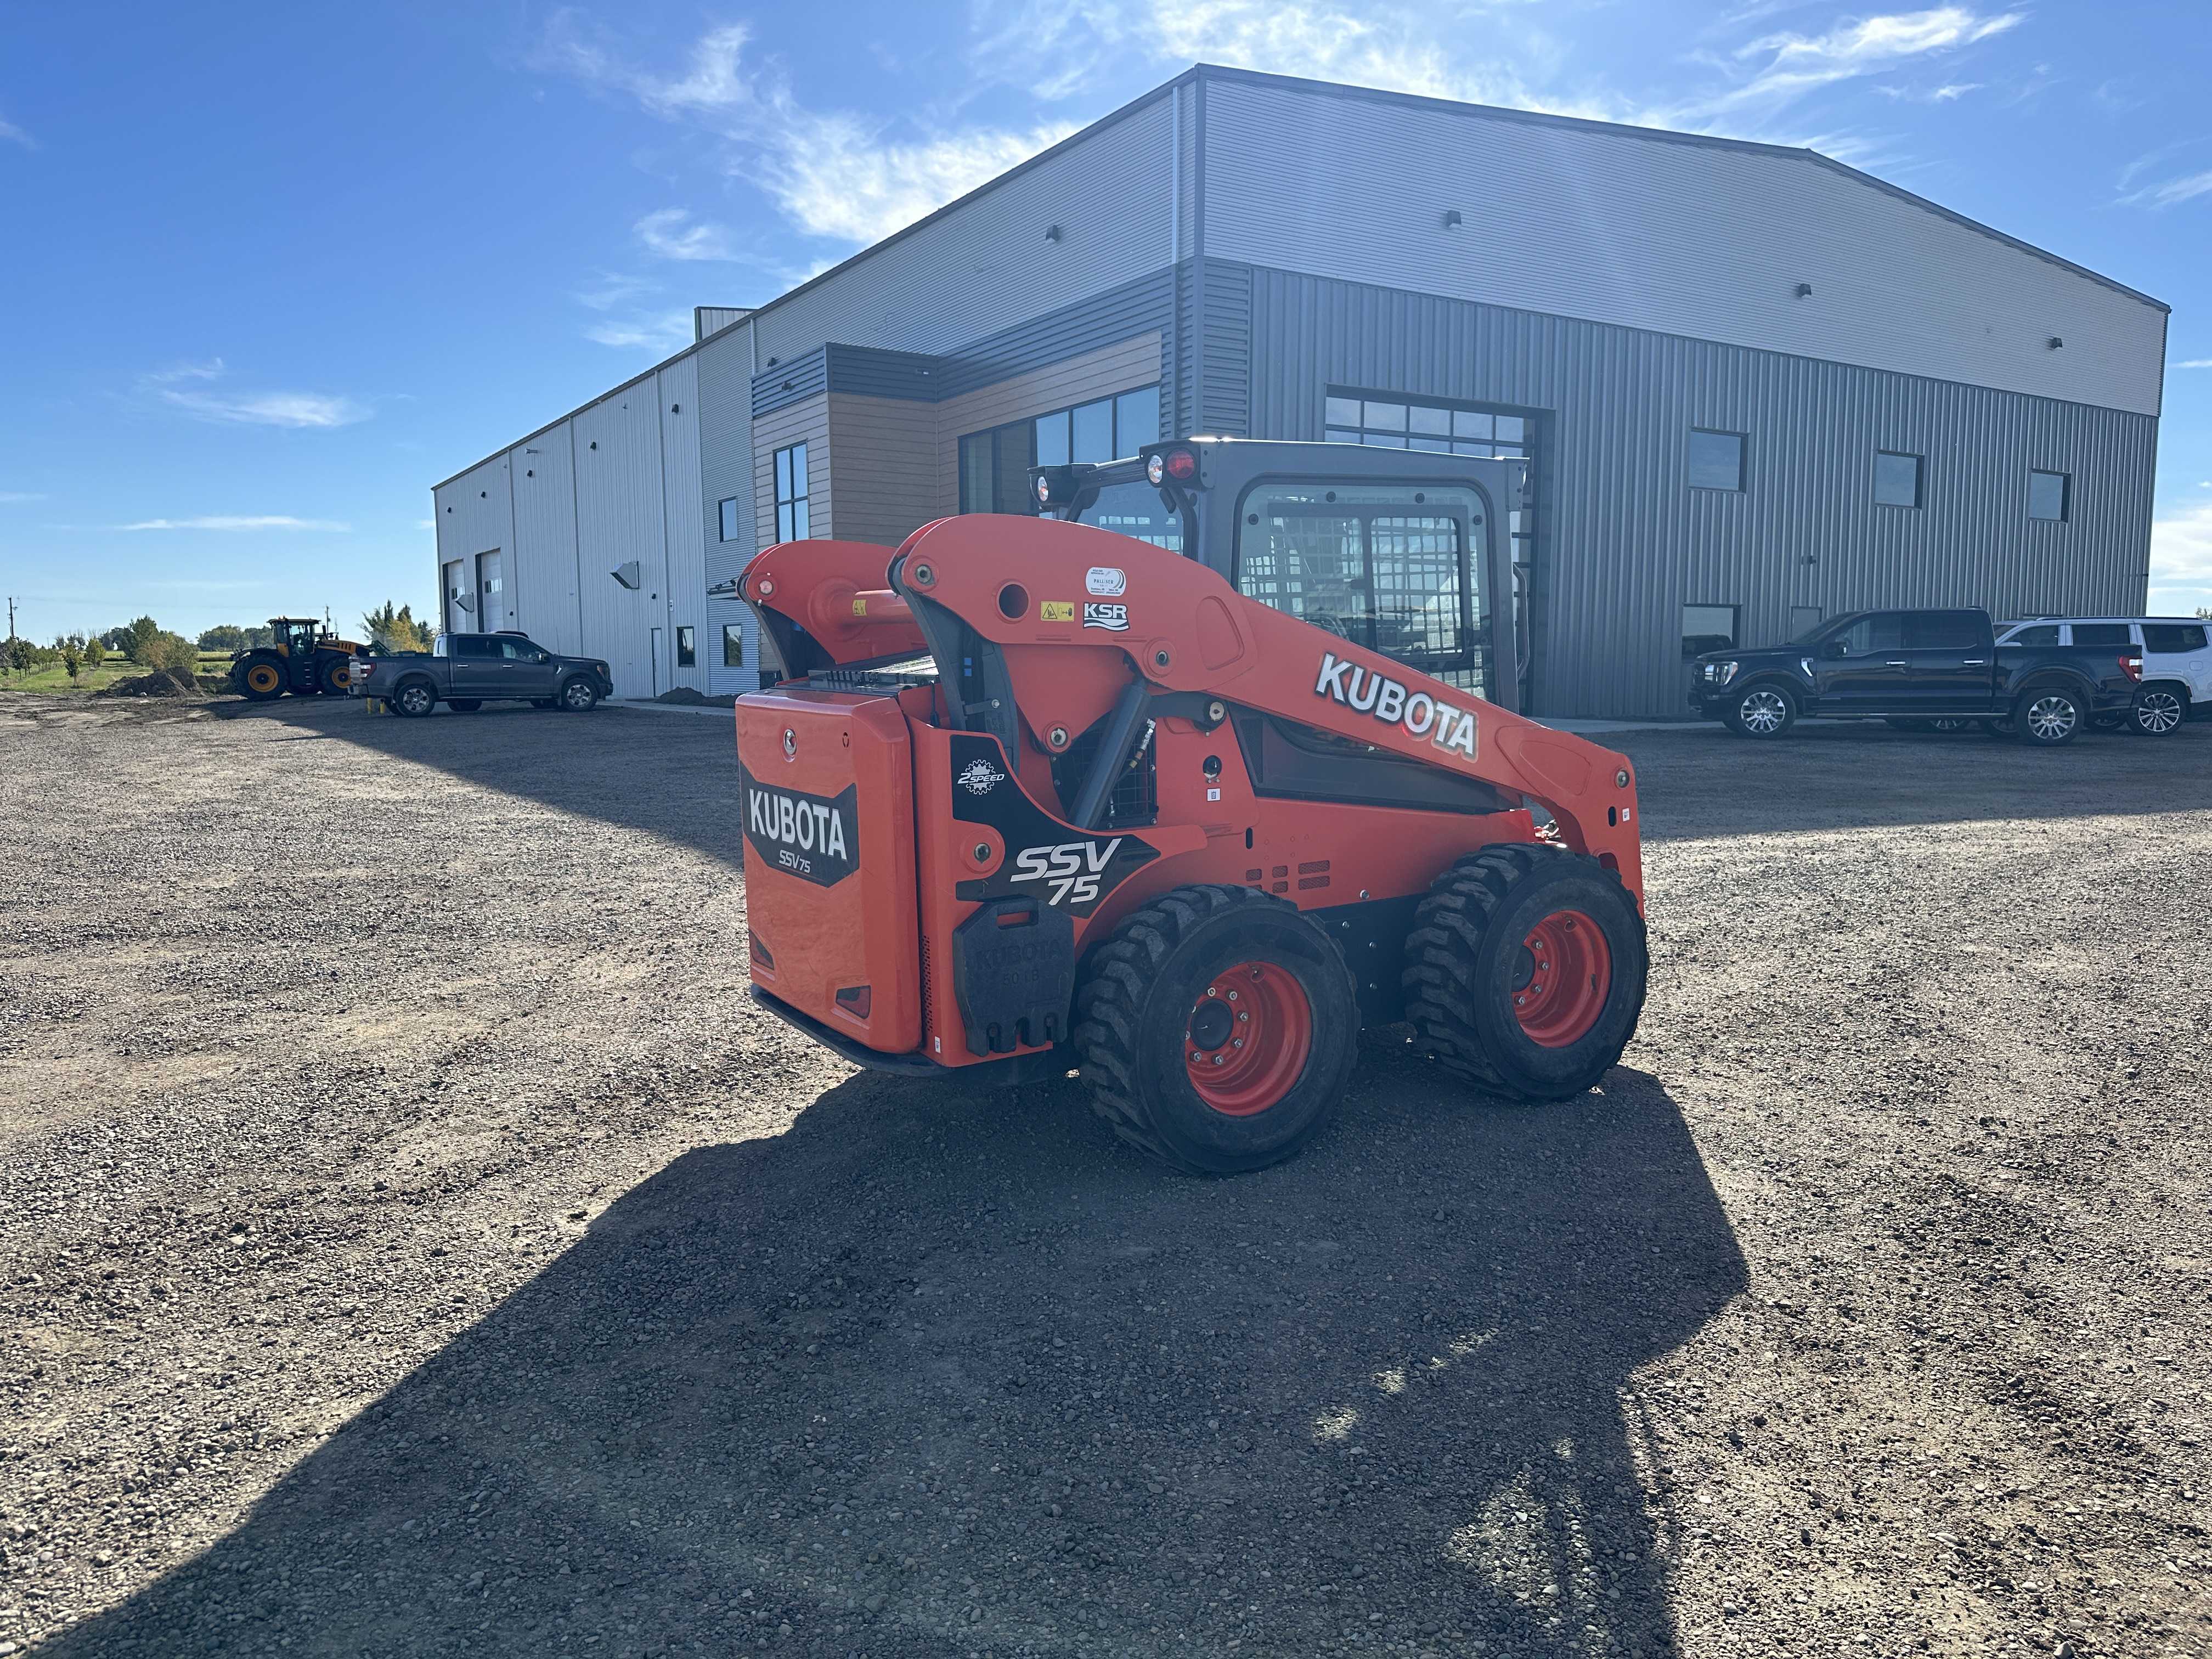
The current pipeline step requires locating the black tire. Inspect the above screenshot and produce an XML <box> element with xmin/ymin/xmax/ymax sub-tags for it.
<box><xmin>531</xmin><ymin>698</ymin><xmax>556</xmax><ymax>709</ymax></box>
<box><xmin>391</xmin><ymin>679</ymin><xmax>437</xmax><ymax>718</ymax></box>
<box><xmin>319</xmin><ymin>654</ymin><xmax>354</xmax><ymax>697</ymax></box>
<box><xmin>237</xmin><ymin>654</ymin><xmax>286</xmax><ymax>702</ymax></box>
<box><xmin>2131</xmin><ymin>685</ymin><xmax>2187</xmax><ymax>736</ymax></box>
<box><xmin>1979</xmin><ymin>716</ymin><xmax>2013</xmax><ymax>738</ymax></box>
<box><xmin>448</xmin><ymin>699</ymin><xmax>483</xmax><ymax>712</ymax></box>
<box><xmin>1722</xmin><ymin>681</ymin><xmax>1797</xmax><ymax>738</ymax></box>
<box><xmin>557</xmin><ymin>676</ymin><xmax>601</xmax><ymax>712</ymax></box>
<box><xmin>1071</xmin><ymin>885</ymin><xmax>1358</xmax><ymax>1176</ymax></box>
<box><xmin>1402</xmin><ymin>844</ymin><xmax>1648</xmax><ymax>1102</ymax></box>
<box><xmin>2015</xmin><ymin>685</ymin><xmax>2084</xmax><ymax>746</ymax></box>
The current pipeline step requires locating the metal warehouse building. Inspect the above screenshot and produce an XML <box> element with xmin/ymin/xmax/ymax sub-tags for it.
<box><xmin>432</xmin><ymin>64</ymin><xmax>2168</xmax><ymax>719</ymax></box>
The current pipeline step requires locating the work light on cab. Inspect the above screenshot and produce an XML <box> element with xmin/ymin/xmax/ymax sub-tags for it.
<box><xmin>1144</xmin><ymin>446</ymin><xmax>1199</xmax><ymax>486</ymax></box>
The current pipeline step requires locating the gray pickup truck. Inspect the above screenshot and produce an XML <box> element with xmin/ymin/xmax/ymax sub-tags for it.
<box><xmin>352</xmin><ymin>631</ymin><xmax>614</xmax><ymax>717</ymax></box>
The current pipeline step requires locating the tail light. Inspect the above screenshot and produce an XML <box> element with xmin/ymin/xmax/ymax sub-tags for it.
<box><xmin>1144</xmin><ymin>446</ymin><xmax>1199</xmax><ymax>486</ymax></box>
<box><xmin>2122</xmin><ymin>652</ymin><xmax>2142</xmax><ymax>682</ymax></box>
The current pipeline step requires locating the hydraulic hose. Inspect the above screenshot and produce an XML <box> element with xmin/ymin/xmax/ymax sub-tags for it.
<box><xmin>1069</xmin><ymin>673</ymin><xmax>1153</xmax><ymax>830</ymax></box>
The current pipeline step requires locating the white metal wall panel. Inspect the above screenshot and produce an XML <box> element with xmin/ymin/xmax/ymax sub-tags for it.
<box><xmin>508</xmin><ymin>424</ymin><xmax>582</xmax><ymax>657</ymax></box>
<box><xmin>432</xmin><ymin>458</ymin><xmax>514</xmax><ymax>634</ymax></box>
<box><xmin>753</xmin><ymin>97</ymin><xmax>1175</xmax><ymax>368</ymax></box>
<box><xmin>574</xmin><ymin>391</ymin><xmax>667</xmax><ymax>698</ymax></box>
<box><xmin>657</xmin><ymin>356</ymin><xmax>709</xmax><ymax>694</ymax></box>
<box><xmin>1202</xmin><ymin>80</ymin><xmax>2166</xmax><ymax>417</ymax></box>
<box><xmin>698</xmin><ymin>323</ymin><xmax>758</xmax><ymax>693</ymax></box>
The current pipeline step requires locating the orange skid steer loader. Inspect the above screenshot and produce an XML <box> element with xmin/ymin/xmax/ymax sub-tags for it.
<box><xmin>734</xmin><ymin>439</ymin><xmax>1647</xmax><ymax>1175</ymax></box>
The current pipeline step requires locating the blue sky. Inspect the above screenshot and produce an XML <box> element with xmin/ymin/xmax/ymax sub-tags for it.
<box><xmin>1</xmin><ymin>0</ymin><xmax>2208</xmax><ymax>643</ymax></box>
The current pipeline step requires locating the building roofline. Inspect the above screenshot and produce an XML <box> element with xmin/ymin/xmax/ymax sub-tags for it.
<box><xmin>437</xmin><ymin>60</ymin><xmax>2165</xmax><ymax>491</ymax></box>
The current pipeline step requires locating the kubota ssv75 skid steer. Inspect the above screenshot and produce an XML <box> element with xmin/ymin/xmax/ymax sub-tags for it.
<box><xmin>734</xmin><ymin>438</ymin><xmax>1647</xmax><ymax>1175</ymax></box>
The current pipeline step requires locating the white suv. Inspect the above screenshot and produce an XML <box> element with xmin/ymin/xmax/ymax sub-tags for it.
<box><xmin>1994</xmin><ymin>617</ymin><xmax>2210</xmax><ymax>735</ymax></box>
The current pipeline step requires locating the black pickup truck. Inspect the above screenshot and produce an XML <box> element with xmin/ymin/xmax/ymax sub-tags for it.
<box><xmin>1689</xmin><ymin>608</ymin><xmax>2142</xmax><ymax>746</ymax></box>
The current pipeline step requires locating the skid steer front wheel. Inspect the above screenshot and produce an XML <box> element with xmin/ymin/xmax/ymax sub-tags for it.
<box><xmin>1403</xmin><ymin>845</ymin><xmax>1647</xmax><ymax>1101</ymax></box>
<box><xmin>1073</xmin><ymin>885</ymin><xmax>1357</xmax><ymax>1176</ymax></box>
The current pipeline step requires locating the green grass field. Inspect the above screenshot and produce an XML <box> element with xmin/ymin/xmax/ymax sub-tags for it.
<box><xmin>1</xmin><ymin>653</ymin><xmax>236</xmax><ymax>696</ymax></box>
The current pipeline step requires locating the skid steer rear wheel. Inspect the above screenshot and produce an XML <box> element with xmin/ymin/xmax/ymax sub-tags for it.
<box><xmin>1403</xmin><ymin>844</ymin><xmax>1647</xmax><ymax>1101</ymax></box>
<box><xmin>1072</xmin><ymin>885</ymin><xmax>1357</xmax><ymax>1176</ymax></box>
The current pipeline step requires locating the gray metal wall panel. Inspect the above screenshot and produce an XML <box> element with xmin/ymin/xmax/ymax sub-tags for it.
<box><xmin>826</xmin><ymin>345</ymin><xmax>945</xmax><ymax>403</ymax></box>
<box><xmin>432</xmin><ymin>459</ymin><xmax>514</xmax><ymax>634</ymax></box>
<box><xmin>698</xmin><ymin>323</ymin><xmax>758</xmax><ymax>695</ymax></box>
<box><xmin>1204</xmin><ymin>77</ymin><xmax>2167</xmax><ymax>419</ymax></box>
<box><xmin>574</xmin><ymin>390</ymin><xmax>668</xmax><ymax>698</ymax></box>
<box><xmin>1243</xmin><ymin>264</ymin><xmax>2156</xmax><ymax>719</ymax></box>
<box><xmin>509</xmin><ymin>424</ymin><xmax>582</xmax><ymax>657</ymax></box>
<box><xmin>1199</xmin><ymin>259</ymin><xmax>1252</xmax><ymax>436</ymax></box>
<box><xmin>658</xmin><ymin>357</ymin><xmax>709</xmax><ymax>695</ymax></box>
<box><xmin>754</xmin><ymin>346</ymin><xmax>829</xmax><ymax>419</ymax></box>
<box><xmin>749</xmin><ymin>97</ymin><xmax>1176</xmax><ymax>368</ymax></box>
<box><xmin>938</xmin><ymin>269</ymin><xmax>1175</xmax><ymax>400</ymax></box>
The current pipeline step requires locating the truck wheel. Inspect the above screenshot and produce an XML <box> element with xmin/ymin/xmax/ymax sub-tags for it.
<box><xmin>448</xmin><ymin>699</ymin><xmax>483</xmax><ymax>712</ymax></box>
<box><xmin>2131</xmin><ymin>686</ymin><xmax>2187</xmax><ymax>736</ymax></box>
<box><xmin>319</xmin><ymin>655</ymin><xmax>353</xmax><ymax>696</ymax></box>
<box><xmin>2015</xmin><ymin>687</ymin><xmax>2083</xmax><ymax>746</ymax></box>
<box><xmin>1402</xmin><ymin>844</ymin><xmax>1647</xmax><ymax>1102</ymax></box>
<box><xmin>1723</xmin><ymin>683</ymin><xmax>1796</xmax><ymax>738</ymax></box>
<box><xmin>1072</xmin><ymin>885</ymin><xmax>1358</xmax><ymax>1176</ymax></box>
<box><xmin>558</xmin><ymin>677</ymin><xmax>601</xmax><ymax>712</ymax></box>
<box><xmin>238</xmin><ymin>656</ymin><xmax>286</xmax><ymax>701</ymax></box>
<box><xmin>391</xmin><ymin>680</ymin><xmax>436</xmax><ymax>718</ymax></box>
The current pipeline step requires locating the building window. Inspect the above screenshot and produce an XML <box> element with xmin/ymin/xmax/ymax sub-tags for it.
<box><xmin>1682</xmin><ymin>605</ymin><xmax>1738</xmax><ymax>660</ymax></box>
<box><xmin>958</xmin><ymin>385</ymin><xmax>1160</xmax><ymax>514</ymax></box>
<box><xmin>675</xmin><ymin>625</ymin><xmax>696</xmax><ymax>668</ymax></box>
<box><xmin>1788</xmin><ymin>606</ymin><xmax>1824</xmax><ymax>641</ymax></box>
<box><xmin>774</xmin><ymin>443</ymin><xmax>810</xmax><ymax>541</ymax></box>
<box><xmin>1323</xmin><ymin>392</ymin><xmax>1530</xmax><ymax>461</ymax></box>
<box><xmin>722</xmin><ymin>623</ymin><xmax>745</xmax><ymax>668</ymax></box>
<box><xmin>718</xmin><ymin>497</ymin><xmax>742</xmax><ymax>541</ymax></box>
<box><xmin>2028</xmin><ymin>469</ymin><xmax>2069</xmax><ymax>522</ymax></box>
<box><xmin>1688</xmin><ymin>430</ymin><xmax>1745</xmax><ymax>492</ymax></box>
<box><xmin>1875</xmin><ymin>451</ymin><xmax>1923</xmax><ymax>509</ymax></box>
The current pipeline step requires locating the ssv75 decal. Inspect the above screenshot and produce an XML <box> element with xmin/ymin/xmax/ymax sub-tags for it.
<box><xmin>1314</xmin><ymin>652</ymin><xmax>1478</xmax><ymax>760</ymax></box>
<box><xmin>945</xmin><ymin>735</ymin><xmax>1159</xmax><ymax>917</ymax></box>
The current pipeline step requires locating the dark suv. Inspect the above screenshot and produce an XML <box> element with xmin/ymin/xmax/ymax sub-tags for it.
<box><xmin>352</xmin><ymin>631</ymin><xmax>614</xmax><ymax>717</ymax></box>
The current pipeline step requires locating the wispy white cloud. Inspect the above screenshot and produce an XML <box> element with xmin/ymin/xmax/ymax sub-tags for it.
<box><xmin>0</xmin><ymin>112</ymin><xmax>32</xmax><ymax>148</ymax></box>
<box><xmin>141</xmin><ymin>360</ymin><xmax>370</xmax><ymax>428</ymax></box>
<box><xmin>634</xmin><ymin>207</ymin><xmax>742</xmax><ymax>261</ymax></box>
<box><xmin>2148</xmin><ymin>503</ymin><xmax>2212</xmax><ymax>597</ymax></box>
<box><xmin>121</xmin><ymin>515</ymin><xmax>350</xmax><ymax>532</ymax></box>
<box><xmin>2174</xmin><ymin>359</ymin><xmax>2212</xmax><ymax>369</ymax></box>
<box><xmin>1683</xmin><ymin>6</ymin><xmax>2022</xmax><ymax>122</ymax></box>
<box><xmin>540</xmin><ymin>19</ymin><xmax>1076</xmax><ymax>244</ymax></box>
<box><xmin>2119</xmin><ymin>168</ymin><xmax>2212</xmax><ymax>210</ymax></box>
<box><xmin>0</xmin><ymin>491</ymin><xmax>46</xmax><ymax>503</ymax></box>
<box><xmin>582</xmin><ymin>312</ymin><xmax>695</xmax><ymax>352</ymax></box>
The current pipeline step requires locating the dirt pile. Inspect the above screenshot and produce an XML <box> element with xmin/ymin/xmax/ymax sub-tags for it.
<box><xmin>94</xmin><ymin>669</ymin><xmax>203</xmax><ymax>699</ymax></box>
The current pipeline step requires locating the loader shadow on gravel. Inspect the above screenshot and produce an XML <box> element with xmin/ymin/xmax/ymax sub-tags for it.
<box><xmin>44</xmin><ymin>1048</ymin><xmax>1745</xmax><ymax>1659</ymax></box>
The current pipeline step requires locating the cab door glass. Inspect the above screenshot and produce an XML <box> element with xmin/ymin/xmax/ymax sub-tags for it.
<box><xmin>1906</xmin><ymin>612</ymin><xmax>1981</xmax><ymax>650</ymax></box>
<box><xmin>1828</xmin><ymin>614</ymin><xmax>1903</xmax><ymax>655</ymax></box>
<box><xmin>1233</xmin><ymin>483</ymin><xmax>1489</xmax><ymax>696</ymax></box>
<box><xmin>1079</xmin><ymin>481</ymin><xmax>1183</xmax><ymax>552</ymax></box>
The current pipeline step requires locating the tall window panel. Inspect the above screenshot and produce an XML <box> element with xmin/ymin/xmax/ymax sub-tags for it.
<box><xmin>2027</xmin><ymin>469</ymin><xmax>2070</xmax><ymax>522</ymax></box>
<box><xmin>774</xmin><ymin>443</ymin><xmax>810</xmax><ymax>541</ymax></box>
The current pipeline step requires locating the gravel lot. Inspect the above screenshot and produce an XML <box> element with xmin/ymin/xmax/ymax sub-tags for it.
<box><xmin>2</xmin><ymin>690</ymin><xmax>2208</xmax><ymax>1659</ymax></box>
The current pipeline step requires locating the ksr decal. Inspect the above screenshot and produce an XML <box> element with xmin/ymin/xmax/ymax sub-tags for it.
<box><xmin>1082</xmin><ymin>603</ymin><xmax>1129</xmax><ymax>632</ymax></box>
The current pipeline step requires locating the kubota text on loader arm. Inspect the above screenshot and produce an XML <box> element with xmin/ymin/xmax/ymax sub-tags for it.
<box><xmin>733</xmin><ymin>477</ymin><xmax>1648</xmax><ymax>1175</ymax></box>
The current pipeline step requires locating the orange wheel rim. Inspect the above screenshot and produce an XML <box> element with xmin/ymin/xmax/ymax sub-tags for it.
<box><xmin>1510</xmin><ymin>910</ymin><xmax>1612</xmax><ymax>1047</ymax></box>
<box><xmin>1186</xmin><ymin>961</ymin><xmax>1312</xmax><ymax>1116</ymax></box>
<box><xmin>246</xmin><ymin>664</ymin><xmax>280</xmax><ymax>692</ymax></box>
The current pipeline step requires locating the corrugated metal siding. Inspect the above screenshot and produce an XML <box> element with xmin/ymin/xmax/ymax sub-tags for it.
<box><xmin>940</xmin><ymin>268</ymin><xmax>1173</xmax><ymax>400</ymax></box>
<box><xmin>509</xmin><ymin>425</ymin><xmax>582</xmax><ymax>656</ymax></box>
<box><xmin>1200</xmin><ymin>260</ymin><xmax>1251</xmax><ymax>436</ymax></box>
<box><xmin>698</xmin><ymin>324</ymin><xmax>758</xmax><ymax>693</ymax></box>
<box><xmin>574</xmin><ymin>391</ymin><xmax>668</xmax><ymax>698</ymax></box>
<box><xmin>1203</xmin><ymin>78</ymin><xmax>2166</xmax><ymax>419</ymax></box>
<box><xmin>826</xmin><ymin>345</ymin><xmax>945</xmax><ymax>403</ymax></box>
<box><xmin>658</xmin><ymin>356</ymin><xmax>709</xmax><ymax>694</ymax></box>
<box><xmin>432</xmin><ymin>459</ymin><xmax>514</xmax><ymax>634</ymax></box>
<box><xmin>696</xmin><ymin>306</ymin><xmax>753</xmax><ymax>341</ymax></box>
<box><xmin>754</xmin><ymin>347</ymin><xmax>830</xmax><ymax>419</ymax></box>
<box><xmin>751</xmin><ymin>97</ymin><xmax>1176</xmax><ymax>368</ymax></box>
<box><xmin>1243</xmin><ymin>264</ymin><xmax>2156</xmax><ymax>719</ymax></box>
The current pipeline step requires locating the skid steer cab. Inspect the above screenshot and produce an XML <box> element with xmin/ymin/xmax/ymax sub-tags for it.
<box><xmin>230</xmin><ymin>617</ymin><xmax>366</xmax><ymax>702</ymax></box>
<box><xmin>734</xmin><ymin>438</ymin><xmax>1647</xmax><ymax>1176</ymax></box>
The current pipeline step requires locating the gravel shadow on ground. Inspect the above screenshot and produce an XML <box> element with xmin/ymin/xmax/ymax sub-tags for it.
<box><xmin>36</xmin><ymin>1050</ymin><xmax>1746</xmax><ymax>1659</ymax></box>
